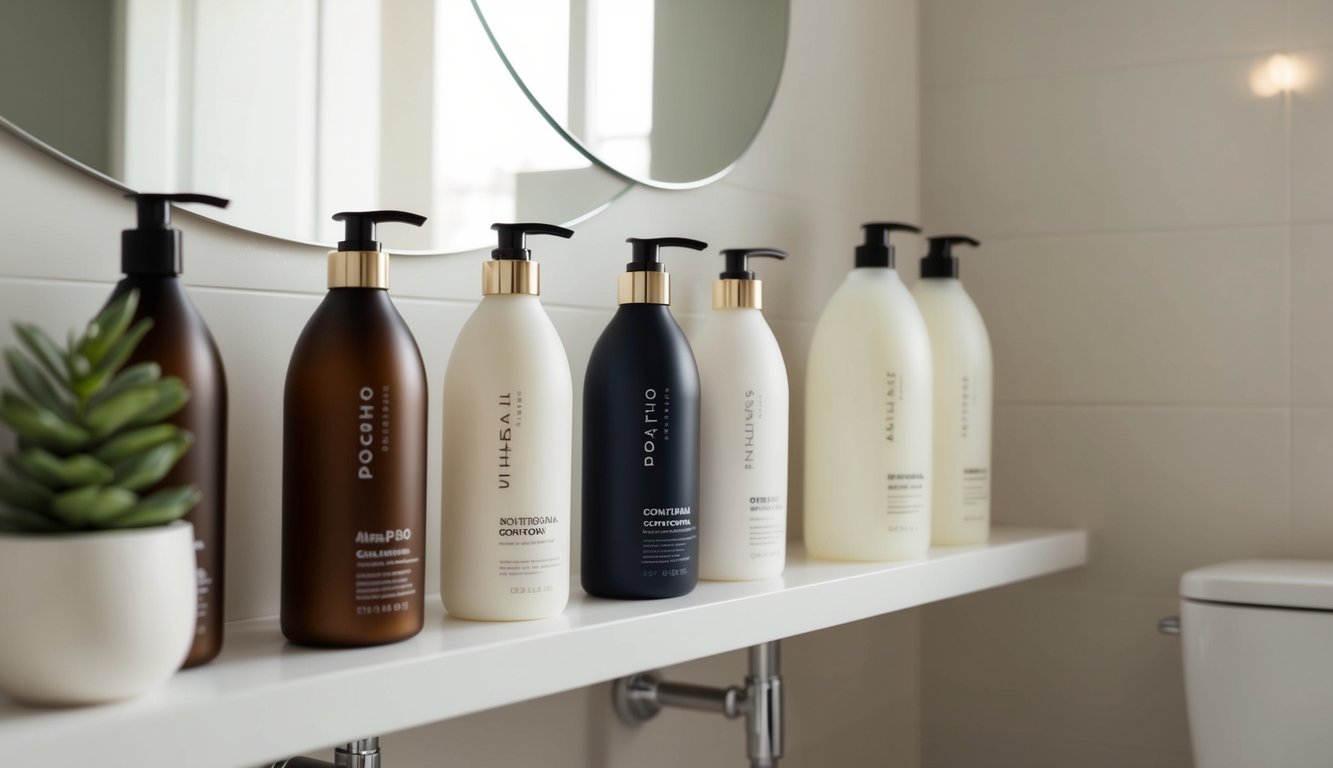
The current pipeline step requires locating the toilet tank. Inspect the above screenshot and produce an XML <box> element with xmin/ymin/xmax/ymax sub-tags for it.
<box><xmin>1181</xmin><ymin>560</ymin><xmax>1333</xmax><ymax>768</ymax></box>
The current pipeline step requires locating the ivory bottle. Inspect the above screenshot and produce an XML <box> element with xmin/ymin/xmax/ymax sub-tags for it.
<box><xmin>695</xmin><ymin>248</ymin><xmax>789</xmax><ymax>581</ymax></box>
<box><xmin>804</xmin><ymin>223</ymin><xmax>933</xmax><ymax>561</ymax></box>
<box><xmin>912</xmin><ymin>236</ymin><xmax>992</xmax><ymax>545</ymax></box>
<box><xmin>441</xmin><ymin>223</ymin><xmax>574</xmax><ymax>621</ymax></box>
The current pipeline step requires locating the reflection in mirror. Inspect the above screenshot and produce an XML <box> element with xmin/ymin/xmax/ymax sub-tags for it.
<box><xmin>0</xmin><ymin>0</ymin><xmax>632</xmax><ymax>253</ymax></box>
<box><xmin>474</xmin><ymin>0</ymin><xmax>788</xmax><ymax>187</ymax></box>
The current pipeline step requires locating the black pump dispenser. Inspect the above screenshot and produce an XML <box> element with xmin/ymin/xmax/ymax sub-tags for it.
<box><xmin>121</xmin><ymin>193</ymin><xmax>229</xmax><ymax>276</ymax></box>
<box><xmin>490</xmin><ymin>222</ymin><xmax>574</xmax><ymax>259</ymax></box>
<box><xmin>855</xmin><ymin>222</ymin><xmax>921</xmax><ymax>269</ymax></box>
<box><xmin>719</xmin><ymin>247</ymin><xmax>787</xmax><ymax>279</ymax></box>
<box><xmin>921</xmin><ymin>235</ymin><xmax>980</xmax><ymax>279</ymax></box>
<box><xmin>332</xmin><ymin>210</ymin><xmax>427</xmax><ymax>251</ymax></box>
<box><xmin>626</xmin><ymin>237</ymin><xmax>708</xmax><ymax>271</ymax></box>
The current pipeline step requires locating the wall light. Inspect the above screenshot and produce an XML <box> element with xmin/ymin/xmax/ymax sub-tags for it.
<box><xmin>1251</xmin><ymin>53</ymin><xmax>1304</xmax><ymax>96</ymax></box>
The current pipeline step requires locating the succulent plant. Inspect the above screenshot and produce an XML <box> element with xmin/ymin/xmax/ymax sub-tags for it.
<box><xmin>0</xmin><ymin>290</ymin><xmax>199</xmax><ymax>533</ymax></box>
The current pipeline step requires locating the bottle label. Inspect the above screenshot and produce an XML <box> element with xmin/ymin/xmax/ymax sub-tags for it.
<box><xmin>746</xmin><ymin>495</ymin><xmax>785</xmax><ymax>558</ymax></box>
<box><xmin>498</xmin><ymin>391</ymin><xmax>518</xmax><ymax>488</ymax></box>
<box><xmin>642</xmin><ymin>388</ymin><xmax>672</xmax><ymax>466</ymax></box>
<box><xmin>641</xmin><ymin>505</ymin><xmax>696</xmax><ymax>578</ymax></box>
<box><xmin>743</xmin><ymin>390</ymin><xmax>759</xmax><ymax>469</ymax></box>
<box><xmin>961</xmin><ymin>466</ymin><xmax>991</xmax><ymax>522</ymax></box>
<box><xmin>353</xmin><ymin>527</ymin><xmax>420</xmax><ymax>615</ymax></box>
<box><xmin>356</xmin><ymin>385</ymin><xmax>392</xmax><ymax>480</ymax></box>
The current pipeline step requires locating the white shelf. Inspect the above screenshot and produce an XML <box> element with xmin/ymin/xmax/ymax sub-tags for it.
<box><xmin>0</xmin><ymin>526</ymin><xmax>1086</xmax><ymax>768</ymax></box>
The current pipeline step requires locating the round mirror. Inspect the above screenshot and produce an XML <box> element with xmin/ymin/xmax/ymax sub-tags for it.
<box><xmin>0</xmin><ymin>0</ymin><xmax>632</xmax><ymax>253</ymax></box>
<box><xmin>473</xmin><ymin>0</ymin><xmax>789</xmax><ymax>188</ymax></box>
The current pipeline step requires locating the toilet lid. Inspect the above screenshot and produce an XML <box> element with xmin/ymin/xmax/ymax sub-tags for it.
<box><xmin>1181</xmin><ymin>560</ymin><xmax>1333</xmax><ymax>610</ymax></box>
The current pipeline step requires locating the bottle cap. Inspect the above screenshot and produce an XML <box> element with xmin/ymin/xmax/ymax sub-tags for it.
<box><xmin>619</xmin><ymin>237</ymin><xmax>708</xmax><ymax>305</ymax></box>
<box><xmin>855</xmin><ymin>222</ymin><xmax>920</xmax><ymax>269</ymax></box>
<box><xmin>714</xmin><ymin>247</ymin><xmax>787</xmax><ymax>309</ymax></box>
<box><xmin>327</xmin><ymin>210</ymin><xmax>427</xmax><ymax>289</ymax></box>
<box><xmin>121</xmin><ymin>193</ymin><xmax>229</xmax><ymax>276</ymax></box>
<box><xmin>484</xmin><ymin>222</ymin><xmax>574</xmax><ymax>295</ymax></box>
<box><xmin>920</xmin><ymin>235</ymin><xmax>980</xmax><ymax>279</ymax></box>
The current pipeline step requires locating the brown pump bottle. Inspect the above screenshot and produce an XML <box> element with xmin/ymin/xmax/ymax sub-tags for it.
<box><xmin>281</xmin><ymin>210</ymin><xmax>429</xmax><ymax>647</ymax></box>
<box><xmin>108</xmin><ymin>193</ymin><xmax>230</xmax><ymax>668</ymax></box>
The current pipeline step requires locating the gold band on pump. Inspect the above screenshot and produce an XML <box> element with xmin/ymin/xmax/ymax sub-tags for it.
<box><xmin>328</xmin><ymin>250</ymin><xmax>389</xmax><ymax>289</ymax></box>
<box><xmin>483</xmin><ymin>260</ymin><xmax>540</xmax><ymax>295</ymax></box>
<box><xmin>618</xmin><ymin>271</ymin><xmax>671</xmax><ymax>305</ymax></box>
<box><xmin>713</xmin><ymin>279</ymin><xmax>763</xmax><ymax>310</ymax></box>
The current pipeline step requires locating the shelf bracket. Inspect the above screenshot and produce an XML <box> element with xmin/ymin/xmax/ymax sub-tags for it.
<box><xmin>271</xmin><ymin>737</ymin><xmax>381</xmax><ymax>768</ymax></box>
<box><xmin>613</xmin><ymin>640</ymin><xmax>783</xmax><ymax>768</ymax></box>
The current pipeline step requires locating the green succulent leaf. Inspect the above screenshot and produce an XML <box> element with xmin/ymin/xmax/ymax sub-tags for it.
<box><xmin>0</xmin><ymin>471</ymin><xmax>55</xmax><ymax>513</ymax></box>
<box><xmin>125</xmin><ymin>377</ymin><xmax>190</xmax><ymax>428</ymax></box>
<box><xmin>8</xmin><ymin>448</ymin><xmax>114</xmax><ymax>489</ymax></box>
<box><xmin>93</xmin><ymin>423</ymin><xmax>179</xmax><ymax>465</ymax></box>
<box><xmin>79</xmin><ymin>292</ymin><xmax>139</xmax><ymax>366</ymax></box>
<box><xmin>0</xmin><ymin>393</ymin><xmax>90</xmax><ymax>450</ymax></box>
<box><xmin>5</xmin><ymin>349</ymin><xmax>72</xmax><ymax>420</ymax></box>
<box><xmin>87</xmin><ymin>362</ymin><xmax>162</xmax><ymax>411</ymax></box>
<box><xmin>112</xmin><ymin>433</ymin><xmax>193</xmax><ymax>492</ymax></box>
<box><xmin>109</xmin><ymin>485</ymin><xmax>199</xmax><ymax>528</ymax></box>
<box><xmin>49</xmin><ymin>485</ymin><xmax>139</xmax><ymax>527</ymax></box>
<box><xmin>84</xmin><ymin>383</ymin><xmax>164</xmax><ymax>439</ymax></box>
<box><xmin>13</xmin><ymin>323</ymin><xmax>69</xmax><ymax>387</ymax></box>
<box><xmin>72</xmin><ymin>318</ymin><xmax>152</xmax><ymax>401</ymax></box>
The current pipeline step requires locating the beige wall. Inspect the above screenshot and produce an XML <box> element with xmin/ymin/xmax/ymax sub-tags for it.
<box><xmin>919</xmin><ymin>1</ymin><xmax>1332</xmax><ymax>765</ymax></box>
<box><xmin>0</xmin><ymin>0</ymin><xmax>922</xmax><ymax>765</ymax></box>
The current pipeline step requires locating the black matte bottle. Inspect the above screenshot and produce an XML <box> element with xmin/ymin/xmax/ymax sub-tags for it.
<box><xmin>108</xmin><ymin>193</ymin><xmax>230</xmax><ymax>668</ymax></box>
<box><xmin>581</xmin><ymin>237</ymin><xmax>705</xmax><ymax>599</ymax></box>
<box><xmin>282</xmin><ymin>211</ymin><xmax>429</xmax><ymax>647</ymax></box>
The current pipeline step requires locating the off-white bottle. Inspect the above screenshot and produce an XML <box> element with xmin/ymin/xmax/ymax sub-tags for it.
<box><xmin>805</xmin><ymin>223</ymin><xmax>933</xmax><ymax>561</ymax></box>
<box><xmin>695</xmin><ymin>248</ymin><xmax>790</xmax><ymax>581</ymax></box>
<box><xmin>912</xmin><ymin>235</ymin><xmax>992</xmax><ymax>546</ymax></box>
<box><xmin>441</xmin><ymin>223</ymin><xmax>574</xmax><ymax>620</ymax></box>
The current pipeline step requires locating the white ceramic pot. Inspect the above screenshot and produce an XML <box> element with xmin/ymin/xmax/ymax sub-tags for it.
<box><xmin>0</xmin><ymin>521</ymin><xmax>197</xmax><ymax>706</ymax></box>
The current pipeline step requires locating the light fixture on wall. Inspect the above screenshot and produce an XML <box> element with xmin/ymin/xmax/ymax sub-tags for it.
<box><xmin>1251</xmin><ymin>53</ymin><xmax>1305</xmax><ymax>96</ymax></box>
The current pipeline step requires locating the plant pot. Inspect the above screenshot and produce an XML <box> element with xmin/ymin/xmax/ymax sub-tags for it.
<box><xmin>0</xmin><ymin>521</ymin><xmax>197</xmax><ymax>706</ymax></box>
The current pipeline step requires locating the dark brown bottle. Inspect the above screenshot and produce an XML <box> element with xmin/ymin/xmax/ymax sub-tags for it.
<box><xmin>281</xmin><ymin>211</ymin><xmax>429</xmax><ymax>647</ymax></box>
<box><xmin>110</xmin><ymin>193</ymin><xmax>230</xmax><ymax>667</ymax></box>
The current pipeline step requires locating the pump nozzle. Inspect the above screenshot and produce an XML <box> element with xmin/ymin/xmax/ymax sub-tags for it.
<box><xmin>490</xmin><ymin>222</ymin><xmax>574</xmax><ymax>260</ymax></box>
<box><xmin>855</xmin><ymin>222</ymin><xmax>921</xmax><ymax>269</ymax></box>
<box><xmin>121</xmin><ymin>192</ymin><xmax>230</xmax><ymax>276</ymax></box>
<box><xmin>719</xmin><ymin>247</ymin><xmax>787</xmax><ymax>280</ymax></box>
<box><xmin>619</xmin><ymin>236</ymin><xmax>707</xmax><ymax>305</ymax></box>
<box><xmin>626</xmin><ymin>237</ymin><xmax>708</xmax><ymax>272</ymax></box>
<box><xmin>921</xmin><ymin>235</ymin><xmax>980</xmax><ymax>279</ymax></box>
<box><xmin>332</xmin><ymin>210</ymin><xmax>427</xmax><ymax>252</ymax></box>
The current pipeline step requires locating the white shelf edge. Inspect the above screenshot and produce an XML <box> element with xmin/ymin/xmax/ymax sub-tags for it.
<box><xmin>0</xmin><ymin>526</ymin><xmax>1087</xmax><ymax>768</ymax></box>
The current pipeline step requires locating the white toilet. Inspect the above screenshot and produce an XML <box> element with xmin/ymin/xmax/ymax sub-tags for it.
<box><xmin>1179</xmin><ymin>559</ymin><xmax>1333</xmax><ymax>768</ymax></box>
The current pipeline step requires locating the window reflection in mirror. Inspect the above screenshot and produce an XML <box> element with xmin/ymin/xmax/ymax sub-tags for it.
<box><xmin>0</xmin><ymin>0</ymin><xmax>631</xmax><ymax>254</ymax></box>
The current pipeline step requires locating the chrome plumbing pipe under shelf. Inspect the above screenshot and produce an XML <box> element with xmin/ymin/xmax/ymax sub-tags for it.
<box><xmin>271</xmin><ymin>737</ymin><xmax>380</xmax><ymax>768</ymax></box>
<box><xmin>614</xmin><ymin>640</ymin><xmax>784</xmax><ymax>768</ymax></box>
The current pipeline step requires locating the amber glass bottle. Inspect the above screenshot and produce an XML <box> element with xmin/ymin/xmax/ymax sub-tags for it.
<box><xmin>110</xmin><ymin>193</ymin><xmax>230</xmax><ymax>668</ymax></box>
<box><xmin>281</xmin><ymin>211</ymin><xmax>429</xmax><ymax>647</ymax></box>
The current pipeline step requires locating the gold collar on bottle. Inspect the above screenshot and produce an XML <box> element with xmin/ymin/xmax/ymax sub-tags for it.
<box><xmin>483</xmin><ymin>260</ymin><xmax>539</xmax><ymax>295</ymax></box>
<box><xmin>328</xmin><ymin>250</ymin><xmax>388</xmax><ymax>289</ymax></box>
<box><xmin>713</xmin><ymin>279</ymin><xmax>762</xmax><ymax>310</ymax></box>
<box><xmin>618</xmin><ymin>271</ymin><xmax>670</xmax><ymax>305</ymax></box>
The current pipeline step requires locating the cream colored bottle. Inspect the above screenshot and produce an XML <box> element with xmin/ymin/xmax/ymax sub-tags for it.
<box><xmin>912</xmin><ymin>236</ymin><xmax>992</xmax><ymax>545</ymax></box>
<box><xmin>805</xmin><ymin>223</ymin><xmax>933</xmax><ymax>561</ymax></box>
<box><xmin>441</xmin><ymin>223</ymin><xmax>573</xmax><ymax>621</ymax></box>
<box><xmin>695</xmin><ymin>248</ymin><xmax>790</xmax><ymax>581</ymax></box>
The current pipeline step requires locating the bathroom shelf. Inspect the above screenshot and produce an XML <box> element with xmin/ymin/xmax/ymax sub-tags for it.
<box><xmin>0</xmin><ymin>526</ymin><xmax>1086</xmax><ymax>768</ymax></box>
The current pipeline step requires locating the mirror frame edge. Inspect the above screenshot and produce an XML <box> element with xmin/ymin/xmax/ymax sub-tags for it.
<box><xmin>469</xmin><ymin>0</ymin><xmax>791</xmax><ymax>191</ymax></box>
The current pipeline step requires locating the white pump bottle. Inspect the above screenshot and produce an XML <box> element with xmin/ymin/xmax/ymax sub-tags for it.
<box><xmin>805</xmin><ymin>223</ymin><xmax>933</xmax><ymax>561</ymax></box>
<box><xmin>911</xmin><ymin>235</ymin><xmax>992</xmax><ymax>546</ymax></box>
<box><xmin>440</xmin><ymin>223</ymin><xmax>573</xmax><ymax>621</ymax></box>
<box><xmin>695</xmin><ymin>248</ymin><xmax>790</xmax><ymax>581</ymax></box>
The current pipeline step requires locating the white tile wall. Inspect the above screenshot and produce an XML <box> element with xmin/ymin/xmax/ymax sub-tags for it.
<box><xmin>922</xmin><ymin>0</ymin><xmax>1328</xmax><ymax>764</ymax></box>
<box><xmin>0</xmin><ymin>0</ymin><xmax>924</xmax><ymax>765</ymax></box>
